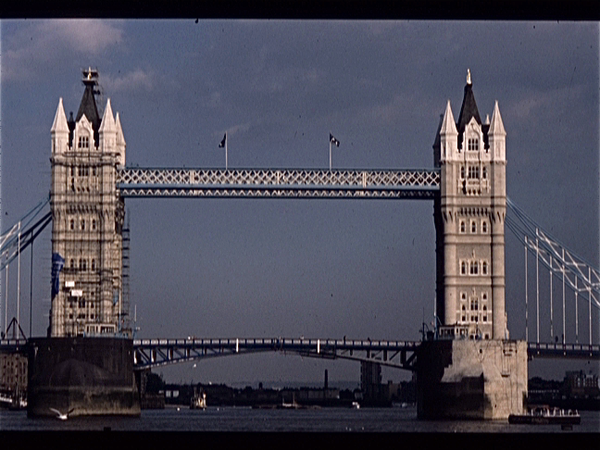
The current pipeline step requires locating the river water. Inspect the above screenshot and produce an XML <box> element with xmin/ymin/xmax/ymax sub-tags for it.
<box><xmin>1</xmin><ymin>406</ymin><xmax>599</xmax><ymax>433</ymax></box>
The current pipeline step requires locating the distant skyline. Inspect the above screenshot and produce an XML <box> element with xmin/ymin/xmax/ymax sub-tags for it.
<box><xmin>1</xmin><ymin>20</ymin><xmax>598</xmax><ymax>384</ymax></box>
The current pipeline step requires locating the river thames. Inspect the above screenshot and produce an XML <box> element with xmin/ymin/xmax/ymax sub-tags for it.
<box><xmin>1</xmin><ymin>405</ymin><xmax>598</xmax><ymax>433</ymax></box>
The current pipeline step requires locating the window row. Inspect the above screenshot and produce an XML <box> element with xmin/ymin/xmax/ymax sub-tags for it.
<box><xmin>68</xmin><ymin>258</ymin><xmax>97</xmax><ymax>271</ymax></box>
<box><xmin>69</xmin><ymin>218</ymin><xmax>98</xmax><ymax>231</ymax></box>
<box><xmin>460</xmin><ymin>165</ymin><xmax>487</xmax><ymax>180</ymax></box>
<box><xmin>69</xmin><ymin>165</ymin><xmax>98</xmax><ymax>176</ymax></box>
<box><xmin>460</xmin><ymin>260</ymin><xmax>489</xmax><ymax>276</ymax></box>
<box><xmin>68</xmin><ymin>313</ymin><xmax>95</xmax><ymax>320</ymax></box>
<box><xmin>467</xmin><ymin>138</ymin><xmax>479</xmax><ymax>151</ymax></box>
<box><xmin>459</xmin><ymin>314</ymin><xmax>488</xmax><ymax>324</ymax></box>
<box><xmin>459</xmin><ymin>219</ymin><xmax>488</xmax><ymax>234</ymax></box>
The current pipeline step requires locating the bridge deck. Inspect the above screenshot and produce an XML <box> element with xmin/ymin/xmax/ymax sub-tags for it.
<box><xmin>2</xmin><ymin>338</ymin><xmax>598</xmax><ymax>368</ymax></box>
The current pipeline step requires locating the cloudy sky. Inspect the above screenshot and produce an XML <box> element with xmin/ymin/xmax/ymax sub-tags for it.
<box><xmin>1</xmin><ymin>20</ymin><xmax>598</xmax><ymax>385</ymax></box>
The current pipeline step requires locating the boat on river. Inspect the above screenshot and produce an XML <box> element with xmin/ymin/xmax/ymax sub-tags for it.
<box><xmin>508</xmin><ymin>405</ymin><xmax>580</xmax><ymax>425</ymax></box>
<box><xmin>190</xmin><ymin>389</ymin><xmax>207</xmax><ymax>410</ymax></box>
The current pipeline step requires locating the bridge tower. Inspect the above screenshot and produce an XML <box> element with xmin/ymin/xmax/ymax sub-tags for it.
<box><xmin>418</xmin><ymin>71</ymin><xmax>525</xmax><ymax>420</ymax></box>
<box><xmin>49</xmin><ymin>68</ymin><xmax>127</xmax><ymax>338</ymax></box>
<box><xmin>433</xmin><ymin>69</ymin><xmax>507</xmax><ymax>340</ymax></box>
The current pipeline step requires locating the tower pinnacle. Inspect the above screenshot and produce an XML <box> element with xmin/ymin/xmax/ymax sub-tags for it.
<box><xmin>466</xmin><ymin>68</ymin><xmax>472</xmax><ymax>85</ymax></box>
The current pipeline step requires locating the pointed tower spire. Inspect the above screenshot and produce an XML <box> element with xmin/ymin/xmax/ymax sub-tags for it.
<box><xmin>51</xmin><ymin>98</ymin><xmax>69</xmax><ymax>133</ymax></box>
<box><xmin>99</xmin><ymin>98</ymin><xmax>117</xmax><ymax>152</ymax></box>
<box><xmin>99</xmin><ymin>98</ymin><xmax>116</xmax><ymax>133</ymax></box>
<box><xmin>488</xmin><ymin>100</ymin><xmax>506</xmax><ymax>161</ymax></box>
<box><xmin>115</xmin><ymin>112</ymin><xmax>126</xmax><ymax>166</ymax></box>
<box><xmin>51</xmin><ymin>98</ymin><xmax>70</xmax><ymax>153</ymax></box>
<box><xmin>440</xmin><ymin>100</ymin><xmax>458</xmax><ymax>135</ymax></box>
<box><xmin>436</xmin><ymin>99</ymin><xmax>459</xmax><ymax>163</ymax></box>
<box><xmin>488</xmin><ymin>100</ymin><xmax>506</xmax><ymax>136</ymax></box>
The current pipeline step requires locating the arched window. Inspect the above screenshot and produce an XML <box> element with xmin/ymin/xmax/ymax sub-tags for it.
<box><xmin>460</xmin><ymin>166</ymin><xmax>465</xmax><ymax>179</ymax></box>
<box><xmin>482</xmin><ymin>261</ymin><xmax>488</xmax><ymax>275</ymax></box>
<box><xmin>468</xmin><ymin>138</ymin><xmax>479</xmax><ymax>151</ymax></box>
<box><xmin>91</xmin><ymin>259</ymin><xmax>96</xmax><ymax>271</ymax></box>
<box><xmin>81</xmin><ymin>219</ymin><xmax>85</xmax><ymax>231</ymax></box>
<box><xmin>461</xmin><ymin>261</ymin><xmax>467</xmax><ymax>275</ymax></box>
<box><xmin>78</xmin><ymin>135</ymin><xmax>89</xmax><ymax>149</ymax></box>
<box><xmin>471</xmin><ymin>221</ymin><xmax>477</xmax><ymax>233</ymax></box>
<box><xmin>460</xmin><ymin>221</ymin><xmax>466</xmax><ymax>234</ymax></box>
<box><xmin>470</xmin><ymin>261</ymin><xmax>479</xmax><ymax>275</ymax></box>
<box><xmin>92</xmin><ymin>219</ymin><xmax>96</xmax><ymax>230</ymax></box>
<box><xmin>70</xmin><ymin>219</ymin><xmax>74</xmax><ymax>230</ymax></box>
<box><xmin>482</xmin><ymin>220</ymin><xmax>488</xmax><ymax>233</ymax></box>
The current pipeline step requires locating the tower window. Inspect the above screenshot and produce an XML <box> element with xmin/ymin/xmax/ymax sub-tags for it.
<box><xmin>470</xmin><ymin>261</ymin><xmax>479</xmax><ymax>275</ymax></box>
<box><xmin>70</xmin><ymin>219</ymin><xmax>74</xmax><ymax>230</ymax></box>
<box><xmin>471</xmin><ymin>221</ymin><xmax>477</xmax><ymax>233</ymax></box>
<box><xmin>92</xmin><ymin>219</ymin><xmax>97</xmax><ymax>230</ymax></box>
<box><xmin>81</xmin><ymin>219</ymin><xmax>85</xmax><ymax>231</ymax></box>
<box><xmin>460</xmin><ymin>166</ymin><xmax>465</xmax><ymax>179</ymax></box>
<box><xmin>482</xmin><ymin>167</ymin><xmax>487</xmax><ymax>179</ymax></box>
<box><xmin>460</xmin><ymin>220</ymin><xmax>466</xmax><ymax>234</ymax></box>
<box><xmin>482</xmin><ymin>261</ymin><xmax>488</xmax><ymax>275</ymax></box>
<box><xmin>468</xmin><ymin>138</ymin><xmax>479</xmax><ymax>151</ymax></box>
<box><xmin>91</xmin><ymin>259</ymin><xmax>96</xmax><ymax>271</ymax></box>
<box><xmin>482</xmin><ymin>220</ymin><xmax>488</xmax><ymax>233</ymax></box>
<box><xmin>461</xmin><ymin>261</ymin><xmax>467</xmax><ymax>275</ymax></box>
<box><xmin>468</xmin><ymin>166</ymin><xmax>480</xmax><ymax>179</ymax></box>
<box><xmin>78</xmin><ymin>136</ymin><xmax>89</xmax><ymax>149</ymax></box>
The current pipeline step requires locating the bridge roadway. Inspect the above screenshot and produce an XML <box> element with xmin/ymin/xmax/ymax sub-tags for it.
<box><xmin>2</xmin><ymin>338</ymin><xmax>599</xmax><ymax>370</ymax></box>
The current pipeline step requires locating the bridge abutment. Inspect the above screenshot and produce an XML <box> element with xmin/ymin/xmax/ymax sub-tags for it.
<box><xmin>416</xmin><ymin>339</ymin><xmax>527</xmax><ymax>420</ymax></box>
<box><xmin>27</xmin><ymin>337</ymin><xmax>140</xmax><ymax>418</ymax></box>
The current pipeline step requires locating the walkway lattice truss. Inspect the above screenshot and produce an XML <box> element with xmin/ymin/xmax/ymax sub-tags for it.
<box><xmin>117</xmin><ymin>168</ymin><xmax>440</xmax><ymax>199</ymax></box>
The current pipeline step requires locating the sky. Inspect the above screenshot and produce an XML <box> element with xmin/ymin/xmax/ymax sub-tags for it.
<box><xmin>1</xmin><ymin>19</ymin><xmax>598</xmax><ymax>386</ymax></box>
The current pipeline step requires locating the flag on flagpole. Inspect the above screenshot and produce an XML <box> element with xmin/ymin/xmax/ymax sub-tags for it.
<box><xmin>329</xmin><ymin>133</ymin><xmax>340</xmax><ymax>147</ymax></box>
<box><xmin>219</xmin><ymin>133</ymin><xmax>227</xmax><ymax>148</ymax></box>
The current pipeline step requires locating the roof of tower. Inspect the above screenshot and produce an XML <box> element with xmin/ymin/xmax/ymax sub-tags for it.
<box><xmin>456</xmin><ymin>69</ymin><xmax>482</xmax><ymax>134</ymax></box>
<box><xmin>489</xmin><ymin>100</ymin><xmax>506</xmax><ymax>136</ymax></box>
<box><xmin>99</xmin><ymin>98</ymin><xmax>116</xmax><ymax>133</ymax></box>
<box><xmin>75</xmin><ymin>68</ymin><xmax>101</xmax><ymax>133</ymax></box>
<box><xmin>51</xmin><ymin>98</ymin><xmax>69</xmax><ymax>133</ymax></box>
<box><xmin>440</xmin><ymin>100</ymin><xmax>458</xmax><ymax>135</ymax></box>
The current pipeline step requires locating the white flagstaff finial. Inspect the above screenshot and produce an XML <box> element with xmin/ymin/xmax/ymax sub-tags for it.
<box><xmin>466</xmin><ymin>69</ymin><xmax>472</xmax><ymax>85</ymax></box>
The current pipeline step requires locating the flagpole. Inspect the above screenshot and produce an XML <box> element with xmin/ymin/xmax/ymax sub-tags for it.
<box><xmin>225</xmin><ymin>133</ymin><xmax>228</xmax><ymax>171</ymax></box>
<box><xmin>329</xmin><ymin>133</ymin><xmax>332</xmax><ymax>171</ymax></box>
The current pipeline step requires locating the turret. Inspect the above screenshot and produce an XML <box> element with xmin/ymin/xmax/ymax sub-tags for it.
<box><xmin>99</xmin><ymin>98</ymin><xmax>117</xmax><ymax>152</ymax></box>
<box><xmin>51</xmin><ymin>98</ymin><xmax>70</xmax><ymax>154</ymax></box>
<box><xmin>488</xmin><ymin>100</ymin><xmax>506</xmax><ymax>162</ymax></box>
<box><xmin>438</xmin><ymin>100</ymin><xmax>458</xmax><ymax>163</ymax></box>
<box><xmin>115</xmin><ymin>112</ymin><xmax>126</xmax><ymax>166</ymax></box>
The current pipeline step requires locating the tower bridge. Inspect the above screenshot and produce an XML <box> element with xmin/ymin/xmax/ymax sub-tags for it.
<box><xmin>1</xmin><ymin>69</ymin><xmax>598</xmax><ymax>419</ymax></box>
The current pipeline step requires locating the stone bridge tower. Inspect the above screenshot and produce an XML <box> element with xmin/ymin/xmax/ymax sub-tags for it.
<box><xmin>49</xmin><ymin>69</ymin><xmax>127</xmax><ymax>337</ymax></box>
<box><xmin>433</xmin><ymin>70</ymin><xmax>508</xmax><ymax>340</ymax></box>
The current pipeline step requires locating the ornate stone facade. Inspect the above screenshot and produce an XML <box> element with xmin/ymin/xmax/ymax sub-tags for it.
<box><xmin>49</xmin><ymin>69</ymin><xmax>127</xmax><ymax>337</ymax></box>
<box><xmin>434</xmin><ymin>71</ymin><xmax>508</xmax><ymax>340</ymax></box>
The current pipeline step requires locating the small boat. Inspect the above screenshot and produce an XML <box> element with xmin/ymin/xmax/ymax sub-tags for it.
<box><xmin>351</xmin><ymin>401</ymin><xmax>360</xmax><ymax>409</ymax></box>
<box><xmin>508</xmin><ymin>405</ymin><xmax>580</xmax><ymax>425</ymax></box>
<box><xmin>190</xmin><ymin>389</ymin><xmax>207</xmax><ymax>410</ymax></box>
